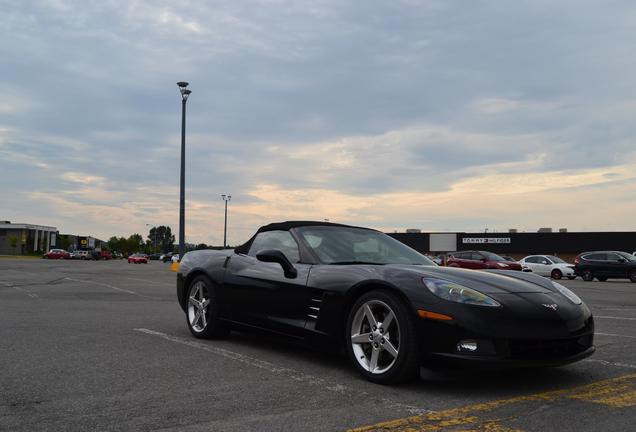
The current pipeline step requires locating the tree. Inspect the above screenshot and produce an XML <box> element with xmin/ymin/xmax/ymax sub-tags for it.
<box><xmin>8</xmin><ymin>235</ymin><xmax>18</xmax><ymax>254</ymax></box>
<box><xmin>147</xmin><ymin>226</ymin><xmax>175</xmax><ymax>253</ymax></box>
<box><xmin>127</xmin><ymin>234</ymin><xmax>143</xmax><ymax>254</ymax></box>
<box><xmin>58</xmin><ymin>235</ymin><xmax>72</xmax><ymax>251</ymax></box>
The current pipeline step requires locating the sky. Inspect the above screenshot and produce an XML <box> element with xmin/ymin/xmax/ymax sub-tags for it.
<box><xmin>2</xmin><ymin>0</ymin><xmax>636</xmax><ymax>246</ymax></box>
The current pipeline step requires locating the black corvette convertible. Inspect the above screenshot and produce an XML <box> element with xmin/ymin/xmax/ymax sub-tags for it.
<box><xmin>176</xmin><ymin>221</ymin><xmax>594</xmax><ymax>384</ymax></box>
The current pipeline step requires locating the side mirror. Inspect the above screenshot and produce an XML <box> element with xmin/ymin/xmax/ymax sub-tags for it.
<box><xmin>256</xmin><ymin>249</ymin><xmax>298</xmax><ymax>279</ymax></box>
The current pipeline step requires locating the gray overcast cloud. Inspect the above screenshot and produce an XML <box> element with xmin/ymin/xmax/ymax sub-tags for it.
<box><xmin>2</xmin><ymin>1</ymin><xmax>636</xmax><ymax>244</ymax></box>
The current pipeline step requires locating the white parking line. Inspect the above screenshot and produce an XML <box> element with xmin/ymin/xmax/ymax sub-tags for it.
<box><xmin>595</xmin><ymin>316</ymin><xmax>636</xmax><ymax>321</ymax></box>
<box><xmin>1</xmin><ymin>282</ymin><xmax>39</xmax><ymax>299</ymax></box>
<box><xmin>595</xmin><ymin>332</ymin><xmax>636</xmax><ymax>339</ymax></box>
<box><xmin>583</xmin><ymin>358</ymin><xmax>636</xmax><ymax>370</ymax></box>
<box><xmin>65</xmin><ymin>277</ymin><xmax>158</xmax><ymax>299</ymax></box>
<box><xmin>123</xmin><ymin>276</ymin><xmax>174</xmax><ymax>287</ymax></box>
<box><xmin>134</xmin><ymin>328</ymin><xmax>428</xmax><ymax>415</ymax></box>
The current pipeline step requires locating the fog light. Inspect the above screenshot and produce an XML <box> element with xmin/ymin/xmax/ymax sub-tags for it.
<box><xmin>457</xmin><ymin>340</ymin><xmax>478</xmax><ymax>353</ymax></box>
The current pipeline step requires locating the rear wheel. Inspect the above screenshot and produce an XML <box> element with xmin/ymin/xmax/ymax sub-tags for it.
<box><xmin>581</xmin><ymin>269</ymin><xmax>594</xmax><ymax>282</ymax></box>
<box><xmin>345</xmin><ymin>290</ymin><xmax>419</xmax><ymax>384</ymax></box>
<box><xmin>186</xmin><ymin>275</ymin><xmax>230</xmax><ymax>339</ymax></box>
<box><xmin>550</xmin><ymin>269</ymin><xmax>563</xmax><ymax>280</ymax></box>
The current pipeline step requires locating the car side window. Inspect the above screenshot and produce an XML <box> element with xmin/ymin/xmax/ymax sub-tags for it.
<box><xmin>470</xmin><ymin>252</ymin><xmax>483</xmax><ymax>261</ymax></box>
<box><xmin>606</xmin><ymin>253</ymin><xmax>621</xmax><ymax>262</ymax></box>
<box><xmin>248</xmin><ymin>230</ymin><xmax>300</xmax><ymax>263</ymax></box>
<box><xmin>585</xmin><ymin>253</ymin><xmax>606</xmax><ymax>261</ymax></box>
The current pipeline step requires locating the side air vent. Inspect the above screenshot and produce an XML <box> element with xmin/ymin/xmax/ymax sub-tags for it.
<box><xmin>307</xmin><ymin>297</ymin><xmax>322</xmax><ymax>320</ymax></box>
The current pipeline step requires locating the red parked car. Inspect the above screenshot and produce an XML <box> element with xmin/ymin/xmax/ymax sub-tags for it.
<box><xmin>100</xmin><ymin>250</ymin><xmax>113</xmax><ymax>260</ymax></box>
<box><xmin>43</xmin><ymin>249</ymin><xmax>71</xmax><ymax>259</ymax></box>
<box><xmin>446</xmin><ymin>250</ymin><xmax>522</xmax><ymax>271</ymax></box>
<box><xmin>128</xmin><ymin>253</ymin><xmax>148</xmax><ymax>264</ymax></box>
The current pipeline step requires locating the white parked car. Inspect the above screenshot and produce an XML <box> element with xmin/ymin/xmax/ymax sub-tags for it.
<box><xmin>518</xmin><ymin>255</ymin><xmax>576</xmax><ymax>280</ymax></box>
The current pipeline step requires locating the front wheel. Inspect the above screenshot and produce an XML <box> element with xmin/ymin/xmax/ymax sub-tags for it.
<box><xmin>345</xmin><ymin>290</ymin><xmax>419</xmax><ymax>384</ymax></box>
<box><xmin>581</xmin><ymin>269</ymin><xmax>594</xmax><ymax>282</ymax></box>
<box><xmin>551</xmin><ymin>269</ymin><xmax>563</xmax><ymax>280</ymax></box>
<box><xmin>186</xmin><ymin>276</ymin><xmax>230</xmax><ymax>339</ymax></box>
<box><xmin>630</xmin><ymin>270</ymin><xmax>636</xmax><ymax>283</ymax></box>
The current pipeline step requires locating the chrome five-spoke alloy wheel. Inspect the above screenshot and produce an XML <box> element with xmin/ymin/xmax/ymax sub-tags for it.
<box><xmin>188</xmin><ymin>281</ymin><xmax>210</xmax><ymax>332</ymax></box>
<box><xmin>350</xmin><ymin>299</ymin><xmax>400</xmax><ymax>374</ymax></box>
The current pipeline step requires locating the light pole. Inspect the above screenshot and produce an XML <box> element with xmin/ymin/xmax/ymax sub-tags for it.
<box><xmin>145</xmin><ymin>224</ymin><xmax>158</xmax><ymax>254</ymax></box>
<box><xmin>221</xmin><ymin>194</ymin><xmax>232</xmax><ymax>248</ymax></box>
<box><xmin>177</xmin><ymin>81</ymin><xmax>191</xmax><ymax>258</ymax></box>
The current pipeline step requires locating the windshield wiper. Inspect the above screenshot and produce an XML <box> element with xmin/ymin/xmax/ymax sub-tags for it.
<box><xmin>328</xmin><ymin>261</ymin><xmax>386</xmax><ymax>265</ymax></box>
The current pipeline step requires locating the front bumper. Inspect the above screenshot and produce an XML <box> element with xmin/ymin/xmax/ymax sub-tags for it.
<box><xmin>427</xmin><ymin>345</ymin><xmax>595</xmax><ymax>368</ymax></box>
<box><xmin>415</xmin><ymin>296</ymin><xmax>595</xmax><ymax>368</ymax></box>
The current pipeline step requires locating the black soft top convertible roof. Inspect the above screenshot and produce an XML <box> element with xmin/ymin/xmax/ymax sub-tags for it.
<box><xmin>234</xmin><ymin>221</ymin><xmax>376</xmax><ymax>254</ymax></box>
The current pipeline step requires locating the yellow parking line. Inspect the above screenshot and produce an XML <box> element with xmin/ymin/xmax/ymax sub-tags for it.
<box><xmin>348</xmin><ymin>373</ymin><xmax>636</xmax><ymax>432</ymax></box>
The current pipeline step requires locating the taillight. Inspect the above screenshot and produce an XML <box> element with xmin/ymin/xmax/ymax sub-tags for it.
<box><xmin>574</xmin><ymin>256</ymin><xmax>580</xmax><ymax>264</ymax></box>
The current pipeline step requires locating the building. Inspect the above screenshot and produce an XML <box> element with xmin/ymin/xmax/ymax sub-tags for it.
<box><xmin>0</xmin><ymin>221</ymin><xmax>58</xmax><ymax>255</ymax></box>
<box><xmin>388</xmin><ymin>231</ymin><xmax>636</xmax><ymax>261</ymax></box>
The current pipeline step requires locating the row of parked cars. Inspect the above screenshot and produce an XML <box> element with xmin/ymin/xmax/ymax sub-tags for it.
<box><xmin>43</xmin><ymin>248</ymin><xmax>182</xmax><ymax>262</ymax></box>
<box><xmin>432</xmin><ymin>250</ymin><xmax>636</xmax><ymax>282</ymax></box>
<box><xmin>42</xmin><ymin>249</ymin><xmax>114</xmax><ymax>260</ymax></box>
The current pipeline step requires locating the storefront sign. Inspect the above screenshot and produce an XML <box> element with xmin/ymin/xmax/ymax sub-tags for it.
<box><xmin>462</xmin><ymin>237</ymin><xmax>511</xmax><ymax>244</ymax></box>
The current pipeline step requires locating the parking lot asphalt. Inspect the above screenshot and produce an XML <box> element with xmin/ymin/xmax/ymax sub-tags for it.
<box><xmin>1</xmin><ymin>259</ymin><xmax>635</xmax><ymax>431</ymax></box>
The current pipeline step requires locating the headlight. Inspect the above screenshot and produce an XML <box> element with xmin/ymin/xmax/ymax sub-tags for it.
<box><xmin>497</xmin><ymin>263</ymin><xmax>509</xmax><ymax>268</ymax></box>
<box><xmin>552</xmin><ymin>281</ymin><xmax>582</xmax><ymax>305</ymax></box>
<box><xmin>423</xmin><ymin>278</ymin><xmax>501</xmax><ymax>307</ymax></box>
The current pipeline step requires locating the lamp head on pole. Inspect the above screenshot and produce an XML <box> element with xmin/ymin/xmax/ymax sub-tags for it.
<box><xmin>221</xmin><ymin>194</ymin><xmax>232</xmax><ymax>202</ymax></box>
<box><xmin>177</xmin><ymin>82</ymin><xmax>191</xmax><ymax>101</ymax></box>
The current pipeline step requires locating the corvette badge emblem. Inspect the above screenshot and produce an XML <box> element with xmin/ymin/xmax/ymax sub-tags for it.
<box><xmin>542</xmin><ymin>304</ymin><xmax>558</xmax><ymax>310</ymax></box>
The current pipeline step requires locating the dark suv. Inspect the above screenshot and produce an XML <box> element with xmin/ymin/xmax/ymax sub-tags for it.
<box><xmin>574</xmin><ymin>251</ymin><xmax>636</xmax><ymax>282</ymax></box>
<box><xmin>446</xmin><ymin>250</ymin><xmax>522</xmax><ymax>271</ymax></box>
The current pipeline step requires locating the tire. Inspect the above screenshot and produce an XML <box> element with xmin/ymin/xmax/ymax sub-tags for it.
<box><xmin>581</xmin><ymin>269</ymin><xmax>594</xmax><ymax>282</ymax></box>
<box><xmin>550</xmin><ymin>269</ymin><xmax>563</xmax><ymax>280</ymax></box>
<box><xmin>567</xmin><ymin>276</ymin><xmax>576</xmax><ymax>280</ymax></box>
<box><xmin>345</xmin><ymin>290</ymin><xmax>419</xmax><ymax>384</ymax></box>
<box><xmin>596</xmin><ymin>276</ymin><xmax>607</xmax><ymax>282</ymax></box>
<box><xmin>186</xmin><ymin>275</ymin><xmax>230</xmax><ymax>339</ymax></box>
<box><xmin>630</xmin><ymin>270</ymin><xmax>636</xmax><ymax>283</ymax></box>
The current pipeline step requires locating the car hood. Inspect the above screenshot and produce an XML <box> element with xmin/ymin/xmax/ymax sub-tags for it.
<box><xmin>387</xmin><ymin>264</ymin><xmax>553</xmax><ymax>294</ymax></box>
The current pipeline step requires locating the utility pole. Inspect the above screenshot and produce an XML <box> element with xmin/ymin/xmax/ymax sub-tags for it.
<box><xmin>221</xmin><ymin>194</ymin><xmax>232</xmax><ymax>248</ymax></box>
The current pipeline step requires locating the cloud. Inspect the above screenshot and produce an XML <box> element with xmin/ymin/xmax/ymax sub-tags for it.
<box><xmin>2</xmin><ymin>0</ymin><xmax>636</xmax><ymax>243</ymax></box>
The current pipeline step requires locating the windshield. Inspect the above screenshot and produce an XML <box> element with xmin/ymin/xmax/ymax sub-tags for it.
<box><xmin>481</xmin><ymin>251</ymin><xmax>507</xmax><ymax>261</ymax></box>
<box><xmin>617</xmin><ymin>252</ymin><xmax>636</xmax><ymax>261</ymax></box>
<box><xmin>546</xmin><ymin>255</ymin><xmax>566</xmax><ymax>264</ymax></box>
<box><xmin>296</xmin><ymin>226</ymin><xmax>435</xmax><ymax>265</ymax></box>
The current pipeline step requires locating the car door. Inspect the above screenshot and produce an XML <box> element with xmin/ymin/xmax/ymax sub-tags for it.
<box><xmin>471</xmin><ymin>252</ymin><xmax>489</xmax><ymax>269</ymax></box>
<box><xmin>521</xmin><ymin>256</ymin><xmax>537</xmax><ymax>273</ymax></box>
<box><xmin>534</xmin><ymin>256</ymin><xmax>553</xmax><ymax>276</ymax></box>
<box><xmin>455</xmin><ymin>252</ymin><xmax>475</xmax><ymax>268</ymax></box>
<box><xmin>223</xmin><ymin>230</ymin><xmax>312</xmax><ymax>338</ymax></box>
<box><xmin>584</xmin><ymin>252</ymin><xmax>608</xmax><ymax>276</ymax></box>
<box><xmin>605</xmin><ymin>253</ymin><xmax>628</xmax><ymax>278</ymax></box>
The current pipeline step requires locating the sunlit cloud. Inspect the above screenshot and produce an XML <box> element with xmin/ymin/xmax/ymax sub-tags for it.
<box><xmin>2</xmin><ymin>0</ymin><xmax>636</xmax><ymax>244</ymax></box>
